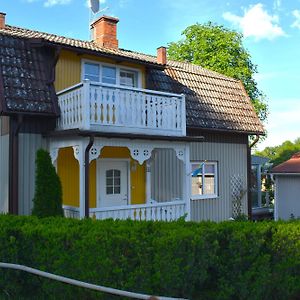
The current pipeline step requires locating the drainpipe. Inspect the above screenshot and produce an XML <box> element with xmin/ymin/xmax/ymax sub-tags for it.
<box><xmin>247</xmin><ymin>134</ymin><xmax>260</xmax><ymax>220</ymax></box>
<box><xmin>9</xmin><ymin>115</ymin><xmax>23</xmax><ymax>215</ymax></box>
<box><xmin>84</xmin><ymin>135</ymin><xmax>94</xmax><ymax>218</ymax></box>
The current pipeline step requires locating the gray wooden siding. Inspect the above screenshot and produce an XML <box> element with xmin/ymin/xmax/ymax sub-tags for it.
<box><xmin>276</xmin><ymin>176</ymin><xmax>300</xmax><ymax>220</ymax></box>
<box><xmin>190</xmin><ymin>141</ymin><xmax>248</xmax><ymax>221</ymax></box>
<box><xmin>0</xmin><ymin>117</ymin><xmax>9</xmax><ymax>213</ymax></box>
<box><xmin>151</xmin><ymin>149</ymin><xmax>183</xmax><ymax>202</ymax></box>
<box><xmin>18</xmin><ymin>133</ymin><xmax>47</xmax><ymax>215</ymax></box>
<box><xmin>152</xmin><ymin>134</ymin><xmax>248</xmax><ymax>221</ymax></box>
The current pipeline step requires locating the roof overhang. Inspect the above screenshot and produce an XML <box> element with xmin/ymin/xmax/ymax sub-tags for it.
<box><xmin>45</xmin><ymin>129</ymin><xmax>205</xmax><ymax>142</ymax></box>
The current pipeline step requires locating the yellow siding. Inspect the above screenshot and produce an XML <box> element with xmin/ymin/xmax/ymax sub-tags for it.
<box><xmin>57</xmin><ymin>146</ymin><xmax>146</xmax><ymax>207</ymax></box>
<box><xmin>57</xmin><ymin>147</ymin><xmax>79</xmax><ymax>207</ymax></box>
<box><xmin>55</xmin><ymin>49</ymin><xmax>147</xmax><ymax>92</ymax></box>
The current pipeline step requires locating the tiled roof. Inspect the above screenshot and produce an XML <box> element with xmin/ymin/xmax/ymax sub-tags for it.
<box><xmin>0</xmin><ymin>24</ymin><xmax>264</xmax><ymax>133</ymax></box>
<box><xmin>0</xmin><ymin>25</ymin><xmax>160</xmax><ymax>66</ymax></box>
<box><xmin>0</xmin><ymin>34</ymin><xmax>59</xmax><ymax>116</ymax></box>
<box><xmin>271</xmin><ymin>153</ymin><xmax>300</xmax><ymax>174</ymax></box>
<box><xmin>147</xmin><ymin>62</ymin><xmax>264</xmax><ymax>134</ymax></box>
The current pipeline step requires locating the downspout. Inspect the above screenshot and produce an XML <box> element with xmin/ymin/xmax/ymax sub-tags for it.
<box><xmin>9</xmin><ymin>115</ymin><xmax>23</xmax><ymax>215</ymax></box>
<box><xmin>247</xmin><ymin>134</ymin><xmax>260</xmax><ymax>220</ymax></box>
<box><xmin>84</xmin><ymin>135</ymin><xmax>94</xmax><ymax>218</ymax></box>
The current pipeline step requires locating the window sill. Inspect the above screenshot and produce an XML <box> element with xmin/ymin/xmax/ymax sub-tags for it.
<box><xmin>191</xmin><ymin>195</ymin><xmax>219</xmax><ymax>200</ymax></box>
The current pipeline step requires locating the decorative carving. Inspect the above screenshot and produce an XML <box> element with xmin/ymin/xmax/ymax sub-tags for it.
<box><xmin>89</xmin><ymin>146</ymin><xmax>102</xmax><ymax>162</ymax></box>
<box><xmin>50</xmin><ymin>148</ymin><xmax>59</xmax><ymax>164</ymax></box>
<box><xmin>72</xmin><ymin>146</ymin><xmax>81</xmax><ymax>163</ymax></box>
<box><xmin>175</xmin><ymin>148</ymin><xmax>185</xmax><ymax>162</ymax></box>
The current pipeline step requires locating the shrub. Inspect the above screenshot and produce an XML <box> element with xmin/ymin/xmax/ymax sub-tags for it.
<box><xmin>0</xmin><ymin>216</ymin><xmax>299</xmax><ymax>300</ymax></box>
<box><xmin>32</xmin><ymin>149</ymin><xmax>63</xmax><ymax>217</ymax></box>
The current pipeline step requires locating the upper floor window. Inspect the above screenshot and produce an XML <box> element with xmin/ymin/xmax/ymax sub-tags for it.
<box><xmin>84</xmin><ymin>63</ymin><xmax>100</xmax><ymax>82</ymax></box>
<box><xmin>191</xmin><ymin>161</ymin><xmax>218</xmax><ymax>199</ymax></box>
<box><xmin>82</xmin><ymin>61</ymin><xmax>140</xmax><ymax>88</ymax></box>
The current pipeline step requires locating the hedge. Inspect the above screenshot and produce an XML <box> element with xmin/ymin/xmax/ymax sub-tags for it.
<box><xmin>0</xmin><ymin>215</ymin><xmax>299</xmax><ymax>300</ymax></box>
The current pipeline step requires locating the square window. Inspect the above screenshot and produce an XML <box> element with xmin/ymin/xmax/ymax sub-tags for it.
<box><xmin>106</xmin><ymin>186</ymin><xmax>113</xmax><ymax>195</ymax></box>
<box><xmin>120</xmin><ymin>69</ymin><xmax>137</xmax><ymax>87</ymax></box>
<box><xmin>191</xmin><ymin>162</ymin><xmax>217</xmax><ymax>198</ymax></box>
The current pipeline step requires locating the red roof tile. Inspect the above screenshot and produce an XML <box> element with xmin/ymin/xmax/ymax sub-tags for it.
<box><xmin>271</xmin><ymin>152</ymin><xmax>300</xmax><ymax>173</ymax></box>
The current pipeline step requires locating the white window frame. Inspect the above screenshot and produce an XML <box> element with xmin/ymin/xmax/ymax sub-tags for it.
<box><xmin>81</xmin><ymin>59</ymin><xmax>142</xmax><ymax>88</ymax></box>
<box><xmin>190</xmin><ymin>161</ymin><xmax>218</xmax><ymax>200</ymax></box>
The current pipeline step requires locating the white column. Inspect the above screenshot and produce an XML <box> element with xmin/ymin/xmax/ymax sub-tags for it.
<box><xmin>183</xmin><ymin>144</ymin><xmax>191</xmax><ymax>221</ymax></box>
<box><xmin>146</xmin><ymin>159</ymin><xmax>152</xmax><ymax>203</ymax></box>
<box><xmin>73</xmin><ymin>144</ymin><xmax>85</xmax><ymax>219</ymax></box>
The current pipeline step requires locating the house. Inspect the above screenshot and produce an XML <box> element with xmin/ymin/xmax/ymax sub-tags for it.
<box><xmin>0</xmin><ymin>13</ymin><xmax>264</xmax><ymax>221</ymax></box>
<box><xmin>271</xmin><ymin>152</ymin><xmax>300</xmax><ymax>220</ymax></box>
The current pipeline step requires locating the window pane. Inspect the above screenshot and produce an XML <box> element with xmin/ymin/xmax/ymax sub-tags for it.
<box><xmin>106</xmin><ymin>170</ymin><xmax>113</xmax><ymax>177</ymax></box>
<box><xmin>102</xmin><ymin>66</ymin><xmax>116</xmax><ymax>84</ymax></box>
<box><xmin>114</xmin><ymin>177</ymin><xmax>120</xmax><ymax>186</ymax></box>
<box><xmin>84</xmin><ymin>63</ymin><xmax>99</xmax><ymax>82</ymax></box>
<box><xmin>106</xmin><ymin>187</ymin><xmax>113</xmax><ymax>195</ymax></box>
<box><xmin>204</xmin><ymin>164</ymin><xmax>215</xmax><ymax>174</ymax></box>
<box><xmin>192</xmin><ymin>177</ymin><xmax>203</xmax><ymax>196</ymax></box>
<box><xmin>106</xmin><ymin>178</ymin><xmax>113</xmax><ymax>186</ymax></box>
<box><xmin>120</xmin><ymin>70</ymin><xmax>137</xmax><ymax>87</ymax></box>
<box><xmin>204</xmin><ymin>175</ymin><xmax>215</xmax><ymax>194</ymax></box>
<box><xmin>114</xmin><ymin>186</ymin><xmax>121</xmax><ymax>194</ymax></box>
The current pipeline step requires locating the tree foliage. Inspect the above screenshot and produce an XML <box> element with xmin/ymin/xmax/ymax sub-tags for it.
<box><xmin>168</xmin><ymin>22</ymin><xmax>268</xmax><ymax>122</ymax></box>
<box><xmin>32</xmin><ymin>149</ymin><xmax>64</xmax><ymax>217</ymax></box>
<box><xmin>255</xmin><ymin>138</ymin><xmax>300</xmax><ymax>167</ymax></box>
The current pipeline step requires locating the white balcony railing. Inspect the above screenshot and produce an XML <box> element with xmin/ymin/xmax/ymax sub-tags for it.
<box><xmin>57</xmin><ymin>81</ymin><xmax>186</xmax><ymax>136</ymax></box>
<box><xmin>63</xmin><ymin>201</ymin><xmax>186</xmax><ymax>222</ymax></box>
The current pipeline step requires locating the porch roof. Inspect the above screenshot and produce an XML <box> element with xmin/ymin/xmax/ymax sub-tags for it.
<box><xmin>45</xmin><ymin>129</ymin><xmax>204</xmax><ymax>142</ymax></box>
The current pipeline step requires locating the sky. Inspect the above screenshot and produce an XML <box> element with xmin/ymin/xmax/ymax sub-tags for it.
<box><xmin>1</xmin><ymin>0</ymin><xmax>300</xmax><ymax>150</ymax></box>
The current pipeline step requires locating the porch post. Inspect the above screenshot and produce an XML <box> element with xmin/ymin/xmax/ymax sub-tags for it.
<box><xmin>146</xmin><ymin>159</ymin><xmax>151</xmax><ymax>203</ymax></box>
<box><xmin>183</xmin><ymin>143</ymin><xmax>191</xmax><ymax>221</ymax></box>
<box><xmin>72</xmin><ymin>144</ymin><xmax>85</xmax><ymax>219</ymax></box>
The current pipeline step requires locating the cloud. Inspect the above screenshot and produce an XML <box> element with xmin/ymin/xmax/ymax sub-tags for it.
<box><xmin>273</xmin><ymin>0</ymin><xmax>281</xmax><ymax>10</ymax></box>
<box><xmin>291</xmin><ymin>10</ymin><xmax>300</xmax><ymax>29</ymax></box>
<box><xmin>223</xmin><ymin>3</ymin><xmax>286</xmax><ymax>40</ymax></box>
<box><xmin>44</xmin><ymin>0</ymin><xmax>71</xmax><ymax>7</ymax></box>
<box><xmin>24</xmin><ymin>0</ymin><xmax>72</xmax><ymax>7</ymax></box>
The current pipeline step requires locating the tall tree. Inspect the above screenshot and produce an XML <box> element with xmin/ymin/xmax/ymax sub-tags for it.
<box><xmin>168</xmin><ymin>22</ymin><xmax>268</xmax><ymax>122</ymax></box>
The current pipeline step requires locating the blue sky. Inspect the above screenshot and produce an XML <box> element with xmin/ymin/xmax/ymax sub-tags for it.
<box><xmin>1</xmin><ymin>0</ymin><xmax>300</xmax><ymax>150</ymax></box>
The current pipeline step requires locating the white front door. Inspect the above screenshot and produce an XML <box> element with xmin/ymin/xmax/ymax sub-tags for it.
<box><xmin>98</xmin><ymin>160</ymin><xmax>129</xmax><ymax>208</ymax></box>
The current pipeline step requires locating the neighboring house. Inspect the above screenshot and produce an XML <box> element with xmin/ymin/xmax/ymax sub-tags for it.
<box><xmin>0</xmin><ymin>13</ymin><xmax>264</xmax><ymax>221</ymax></box>
<box><xmin>271</xmin><ymin>152</ymin><xmax>300</xmax><ymax>220</ymax></box>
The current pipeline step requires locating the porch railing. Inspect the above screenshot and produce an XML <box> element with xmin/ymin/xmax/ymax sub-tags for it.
<box><xmin>57</xmin><ymin>81</ymin><xmax>186</xmax><ymax>136</ymax></box>
<box><xmin>63</xmin><ymin>201</ymin><xmax>186</xmax><ymax>221</ymax></box>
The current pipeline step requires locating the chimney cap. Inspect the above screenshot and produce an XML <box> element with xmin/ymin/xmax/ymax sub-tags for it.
<box><xmin>91</xmin><ymin>15</ymin><xmax>119</xmax><ymax>28</ymax></box>
<box><xmin>0</xmin><ymin>12</ymin><xmax>6</xmax><ymax>16</ymax></box>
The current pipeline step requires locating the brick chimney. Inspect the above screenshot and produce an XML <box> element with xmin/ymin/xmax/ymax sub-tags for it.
<box><xmin>157</xmin><ymin>46</ymin><xmax>167</xmax><ymax>65</ymax></box>
<box><xmin>91</xmin><ymin>15</ymin><xmax>119</xmax><ymax>49</ymax></box>
<box><xmin>0</xmin><ymin>12</ymin><xmax>6</xmax><ymax>29</ymax></box>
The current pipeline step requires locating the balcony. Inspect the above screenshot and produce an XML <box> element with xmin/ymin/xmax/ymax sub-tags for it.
<box><xmin>57</xmin><ymin>81</ymin><xmax>186</xmax><ymax>136</ymax></box>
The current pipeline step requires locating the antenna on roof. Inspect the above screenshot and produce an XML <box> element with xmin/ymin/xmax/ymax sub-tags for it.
<box><xmin>88</xmin><ymin>0</ymin><xmax>109</xmax><ymax>39</ymax></box>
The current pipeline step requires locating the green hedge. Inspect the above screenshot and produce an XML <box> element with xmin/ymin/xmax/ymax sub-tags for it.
<box><xmin>0</xmin><ymin>215</ymin><xmax>299</xmax><ymax>300</ymax></box>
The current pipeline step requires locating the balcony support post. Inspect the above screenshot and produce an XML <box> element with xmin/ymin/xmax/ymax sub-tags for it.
<box><xmin>82</xmin><ymin>80</ymin><xmax>91</xmax><ymax>131</ymax></box>
<box><xmin>146</xmin><ymin>159</ymin><xmax>152</xmax><ymax>203</ymax></box>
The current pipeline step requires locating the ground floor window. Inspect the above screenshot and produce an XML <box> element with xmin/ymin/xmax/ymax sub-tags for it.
<box><xmin>191</xmin><ymin>161</ymin><xmax>218</xmax><ymax>199</ymax></box>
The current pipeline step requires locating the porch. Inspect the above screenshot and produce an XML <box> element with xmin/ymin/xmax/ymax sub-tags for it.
<box><xmin>50</xmin><ymin>136</ymin><xmax>191</xmax><ymax>221</ymax></box>
<box><xmin>56</xmin><ymin>81</ymin><xmax>186</xmax><ymax>136</ymax></box>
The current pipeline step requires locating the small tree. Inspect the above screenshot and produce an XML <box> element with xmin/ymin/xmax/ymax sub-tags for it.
<box><xmin>32</xmin><ymin>149</ymin><xmax>64</xmax><ymax>217</ymax></box>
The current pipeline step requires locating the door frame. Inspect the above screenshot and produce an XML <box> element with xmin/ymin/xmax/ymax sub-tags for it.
<box><xmin>96</xmin><ymin>158</ymin><xmax>131</xmax><ymax>208</ymax></box>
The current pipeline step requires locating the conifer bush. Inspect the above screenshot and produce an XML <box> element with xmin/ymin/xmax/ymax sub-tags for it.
<box><xmin>32</xmin><ymin>149</ymin><xmax>64</xmax><ymax>217</ymax></box>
